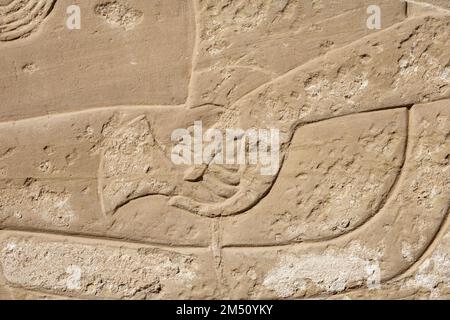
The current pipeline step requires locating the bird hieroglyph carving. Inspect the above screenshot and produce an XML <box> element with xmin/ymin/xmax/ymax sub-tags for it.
<box><xmin>0</xmin><ymin>0</ymin><xmax>449</xmax><ymax>299</ymax></box>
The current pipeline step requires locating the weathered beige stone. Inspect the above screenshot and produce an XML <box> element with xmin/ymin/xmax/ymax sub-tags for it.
<box><xmin>221</xmin><ymin>108</ymin><xmax>408</xmax><ymax>244</ymax></box>
<box><xmin>0</xmin><ymin>0</ymin><xmax>449</xmax><ymax>300</ymax></box>
<box><xmin>0</xmin><ymin>0</ymin><xmax>194</xmax><ymax>120</ymax></box>
<box><xmin>0</xmin><ymin>231</ymin><xmax>217</xmax><ymax>299</ymax></box>
<box><xmin>169</xmin><ymin>12</ymin><xmax>450</xmax><ymax>218</ymax></box>
<box><xmin>415</xmin><ymin>0</ymin><xmax>450</xmax><ymax>10</ymax></box>
<box><xmin>188</xmin><ymin>0</ymin><xmax>407</xmax><ymax>108</ymax></box>
<box><xmin>220</xmin><ymin>100</ymin><xmax>450</xmax><ymax>299</ymax></box>
<box><xmin>0</xmin><ymin>106</ymin><xmax>219</xmax><ymax>246</ymax></box>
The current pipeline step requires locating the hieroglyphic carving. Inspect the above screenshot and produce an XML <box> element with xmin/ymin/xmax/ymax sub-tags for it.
<box><xmin>169</xmin><ymin>11</ymin><xmax>450</xmax><ymax>218</ymax></box>
<box><xmin>0</xmin><ymin>0</ymin><xmax>449</xmax><ymax>299</ymax></box>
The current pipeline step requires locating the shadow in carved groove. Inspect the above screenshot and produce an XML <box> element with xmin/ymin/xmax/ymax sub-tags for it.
<box><xmin>0</xmin><ymin>0</ymin><xmax>56</xmax><ymax>41</ymax></box>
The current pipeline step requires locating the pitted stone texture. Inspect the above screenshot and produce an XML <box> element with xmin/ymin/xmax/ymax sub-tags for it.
<box><xmin>0</xmin><ymin>107</ymin><xmax>218</xmax><ymax>246</ymax></box>
<box><xmin>222</xmin><ymin>109</ymin><xmax>408</xmax><ymax>245</ymax></box>
<box><xmin>189</xmin><ymin>0</ymin><xmax>406</xmax><ymax>108</ymax></box>
<box><xmin>220</xmin><ymin>13</ymin><xmax>450</xmax><ymax>133</ymax></box>
<box><xmin>0</xmin><ymin>233</ymin><xmax>217</xmax><ymax>299</ymax></box>
<box><xmin>172</xmin><ymin>13</ymin><xmax>450</xmax><ymax>219</ymax></box>
<box><xmin>220</xmin><ymin>100</ymin><xmax>450</xmax><ymax>299</ymax></box>
<box><xmin>418</xmin><ymin>0</ymin><xmax>450</xmax><ymax>10</ymax></box>
<box><xmin>0</xmin><ymin>0</ymin><xmax>449</xmax><ymax>300</ymax></box>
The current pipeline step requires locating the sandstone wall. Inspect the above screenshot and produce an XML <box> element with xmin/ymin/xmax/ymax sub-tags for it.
<box><xmin>0</xmin><ymin>0</ymin><xmax>449</xmax><ymax>299</ymax></box>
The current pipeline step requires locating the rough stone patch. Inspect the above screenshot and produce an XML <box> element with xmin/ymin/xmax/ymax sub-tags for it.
<box><xmin>95</xmin><ymin>1</ymin><xmax>143</xmax><ymax>30</ymax></box>
<box><xmin>0</xmin><ymin>233</ymin><xmax>215</xmax><ymax>299</ymax></box>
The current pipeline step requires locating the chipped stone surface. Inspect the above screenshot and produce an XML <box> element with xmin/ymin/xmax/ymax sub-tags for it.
<box><xmin>0</xmin><ymin>0</ymin><xmax>194</xmax><ymax>120</ymax></box>
<box><xmin>95</xmin><ymin>1</ymin><xmax>143</xmax><ymax>30</ymax></box>
<box><xmin>221</xmin><ymin>109</ymin><xmax>408</xmax><ymax>244</ymax></box>
<box><xmin>0</xmin><ymin>0</ymin><xmax>449</xmax><ymax>299</ymax></box>
<box><xmin>221</xmin><ymin>101</ymin><xmax>450</xmax><ymax>299</ymax></box>
<box><xmin>0</xmin><ymin>0</ymin><xmax>56</xmax><ymax>41</ymax></box>
<box><xmin>0</xmin><ymin>232</ymin><xmax>216</xmax><ymax>299</ymax></box>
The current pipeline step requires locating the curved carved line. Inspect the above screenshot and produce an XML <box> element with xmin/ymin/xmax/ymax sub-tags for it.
<box><xmin>221</xmin><ymin>109</ymin><xmax>410</xmax><ymax>247</ymax></box>
<box><xmin>0</xmin><ymin>0</ymin><xmax>56</xmax><ymax>42</ymax></box>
